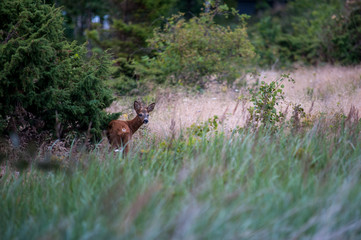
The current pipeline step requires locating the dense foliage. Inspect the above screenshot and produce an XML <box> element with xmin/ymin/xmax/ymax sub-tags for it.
<box><xmin>249</xmin><ymin>0</ymin><xmax>361</xmax><ymax>67</ymax></box>
<box><xmin>136</xmin><ymin>4</ymin><xmax>255</xmax><ymax>87</ymax></box>
<box><xmin>41</xmin><ymin>1</ymin><xmax>361</xmax><ymax>93</ymax></box>
<box><xmin>45</xmin><ymin>0</ymin><xmax>248</xmax><ymax>94</ymax></box>
<box><xmin>0</xmin><ymin>0</ymin><xmax>118</xmax><ymax>140</ymax></box>
<box><xmin>51</xmin><ymin>0</ymin><xmax>238</xmax><ymax>56</ymax></box>
<box><xmin>42</xmin><ymin>0</ymin><xmax>361</xmax><ymax>94</ymax></box>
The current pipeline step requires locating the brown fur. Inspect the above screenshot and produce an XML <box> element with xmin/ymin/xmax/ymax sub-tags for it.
<box><xmin>107</xmin><ymin>101</ymin><xmax>155</xmax><ymax>154</ymax></box>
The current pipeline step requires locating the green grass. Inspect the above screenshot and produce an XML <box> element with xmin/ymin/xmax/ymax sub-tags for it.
<box><xmin>1</xmin><ymin>122</ymin><xmax>361</xmax><ymax>239</ymax></box>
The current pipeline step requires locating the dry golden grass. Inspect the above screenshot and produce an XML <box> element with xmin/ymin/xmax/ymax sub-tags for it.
<box><xmin>260</xmin><ymin>64</ymin><xmax>361</xmax><ymax>114</ymax></box>
<box><xmin>107</xmin><ymin>65</ymin><xmax>361</xmax><ymax>137</ymax></box>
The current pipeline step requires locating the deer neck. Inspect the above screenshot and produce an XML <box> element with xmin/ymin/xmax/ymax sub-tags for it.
<box><xmin>127</xmin><ymin>116</ymin><xmax>144</xmax><ymax>134</ymax></box>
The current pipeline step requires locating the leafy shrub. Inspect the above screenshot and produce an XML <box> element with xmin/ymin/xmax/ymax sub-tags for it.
<box><xmin>136</xmin><ymin>4</ymin><xmax>255</xmax><ymax>87</ymax></box>
<box><xmin>247</xmin><ymin>74</ymin><xmax>294</xmax><ymax>127</ymax></box>
<box><xmin>0</xmin><ymin>0</ymin><xmax>118</xmax><ymax>141</ymax></box>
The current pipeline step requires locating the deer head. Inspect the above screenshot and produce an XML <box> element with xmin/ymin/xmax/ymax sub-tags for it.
<box><xmin>134</xmin><ymin>101</ymin><xmax>156</xmax><ymax>124</ymax></box>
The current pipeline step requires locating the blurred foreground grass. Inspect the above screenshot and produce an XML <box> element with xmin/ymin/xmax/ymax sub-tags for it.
<box><xmin>1</xmin><ymin>119</ymin><xmax>361</xmax><ymax>239</ymax></box>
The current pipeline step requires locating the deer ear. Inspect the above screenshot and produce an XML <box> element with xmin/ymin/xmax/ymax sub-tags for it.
<box><xmin>147</xmin><ymin>103</ymin><xmax>155</xmax><ymax>112</ymax></box>
<box><xmin>134</xmin><ymin>101</ymin><xmax>141</xmax><ymax>112</ymax></box>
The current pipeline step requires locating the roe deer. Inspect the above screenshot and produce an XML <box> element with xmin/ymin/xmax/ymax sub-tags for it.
<box><xmin>107</xmin><ymin>101</ymin><xmax>155</xmax><ymax>154</ymax></box>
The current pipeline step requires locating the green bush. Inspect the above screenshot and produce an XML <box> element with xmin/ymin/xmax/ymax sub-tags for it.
<box><xmin>0</xmin><ymin>0</ymin><xmax>118</xmax><ymax>141</ymax></box>
<box><xmin>247</xmin><ymin>74</ymin><xmax>294</xmax><ymax>127</ymax></box>
<box><xmin>247</xmin><ymin>73</ymin><xmax>307</xmax><ymax>131</ymax></box>
<box><xmin>249</xmin><ymin>0</ymin><xmax>361</xmax><ymax>67</ymax></box>
<box><xmin>136</xmin><ymin>4</ymin><xmax>255</xmax><ymax>87</ymax></box>
<box><xmin>322</xmin><ymin>1</ymin><xmax>361</xmax><ymax>64</ymax></box>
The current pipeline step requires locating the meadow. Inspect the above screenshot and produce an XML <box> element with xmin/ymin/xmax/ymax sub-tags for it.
<box><xmin>1</xmin><ymin>65</ymin><xmax>361</xmax><ymax>239</ymax></box>
<box><xmin>108</xmin><ymin>65</ymin><xmax>361</xmax><ymax>135</ymax></box>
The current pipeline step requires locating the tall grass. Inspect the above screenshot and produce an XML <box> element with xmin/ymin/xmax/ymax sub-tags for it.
<box><xmin>1</xmin><ymin>119</ymin><xmax>361</xmax><ymax>239</ymax></box>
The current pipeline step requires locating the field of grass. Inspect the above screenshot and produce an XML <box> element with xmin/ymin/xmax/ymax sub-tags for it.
<box><xmin>107</xmin><ymin>65</ymin><xmax>361</xmax><ymax>137</ymax></box>
<box><xmin>1</xmin><ymin>114</ymin><xmax>361</xmax><ymax>239</ymax></box>
<box><xmin>1</xmin><ymin>65</ymin><xmax>361</xmax><ymax>239</ymax></box>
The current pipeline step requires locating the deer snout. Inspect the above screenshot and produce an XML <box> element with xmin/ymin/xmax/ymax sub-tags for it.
<box><xmin>143</xmin><ymin>118</ymin><xmax>149</xmax><ymax>124</ymax></box>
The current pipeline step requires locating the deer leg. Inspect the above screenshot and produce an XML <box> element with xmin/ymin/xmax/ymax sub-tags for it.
<box><xmin>113</xmin><ymin>134</ymin><xmax>122</xmax><ymax>150</ymax></box>
<box><xmin>122</xmin><ymin>134</ymin><xmax>131</xmax><ymax>155</ymax></box>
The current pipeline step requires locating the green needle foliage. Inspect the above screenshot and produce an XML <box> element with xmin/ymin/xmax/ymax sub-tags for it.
<box><xmin>0</xmin><ymin>0</ymin><xmax>118</xmax><ymax>140</ymax></box>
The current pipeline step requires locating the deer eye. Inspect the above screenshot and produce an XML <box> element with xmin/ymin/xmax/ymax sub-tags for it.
<box><xmin>138</xmin><ymin>113</ymin><xmax>143</xmax><ymax>117</ymax></box>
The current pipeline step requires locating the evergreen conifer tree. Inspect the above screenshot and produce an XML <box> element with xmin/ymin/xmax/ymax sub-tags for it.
<box><xmin>0</xmin><ymin>0</ymin><xmax>118</xmax><ymax>141</ymax></box>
